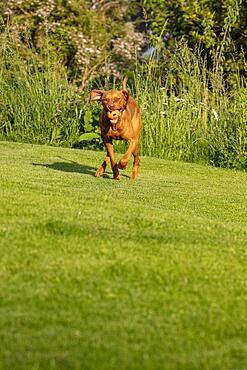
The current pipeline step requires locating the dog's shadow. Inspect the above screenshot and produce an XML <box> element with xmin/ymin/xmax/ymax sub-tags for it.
<box><xmin>33</xmin><ymin>156</ymin><xmax>130</xmax><ymax>179</ymax></box>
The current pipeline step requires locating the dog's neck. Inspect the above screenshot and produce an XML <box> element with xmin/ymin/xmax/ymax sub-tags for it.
<box><xmin>112</xmin><ymin>120</ymin><xmax>121</xmax><ymax>132</ymax></box>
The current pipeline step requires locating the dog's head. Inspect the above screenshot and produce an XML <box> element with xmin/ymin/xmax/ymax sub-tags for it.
<box><xmin>89</xmin><ymin>89</ymin><xmax>129</xmax><ymax>125</ymax></box>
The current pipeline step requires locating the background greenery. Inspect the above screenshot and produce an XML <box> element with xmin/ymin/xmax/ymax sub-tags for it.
<box><xmin>0</xmin><ymin>0</ymin><xmax>246</xmax><ymax>169</ymax></box>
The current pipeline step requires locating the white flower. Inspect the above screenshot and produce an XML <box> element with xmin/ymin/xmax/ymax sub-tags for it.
<box><xmin>212</xmin><ymin>109</ymin><xmax>219</xmax><ymax>121</ymax></box>
<box><xmin>174</xmin><ymin>97</ymin><xmax>185</xmax><ymax>102</ymax></box>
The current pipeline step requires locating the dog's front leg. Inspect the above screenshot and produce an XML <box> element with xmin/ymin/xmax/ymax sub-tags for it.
<box><xmin>118</xmin><ymin>139</ymin><xmax>137</xmax><ymax>170</ymax></box>
<box><xmin>103</xmin><ymin>138</ymin><xmax>120</xmax><ymax>180</ymax></box>
<box><xmin>131</xmin><ymin>143</ymin><xmax>140</xmax><ymax>180</ymax></box>
<box><xmin>95</xmin><ymin>154</ymin><xmax>110</xmax><ymax>177</ymax></box>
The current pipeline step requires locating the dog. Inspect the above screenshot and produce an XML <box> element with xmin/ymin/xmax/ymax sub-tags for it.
<box><xmin>89</xmin><ymin>77</ymin><xmax>142</xmax><ymax>180</ymax></box>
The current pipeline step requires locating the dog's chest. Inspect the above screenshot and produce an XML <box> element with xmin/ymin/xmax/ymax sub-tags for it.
<box><xmin>107</xmin><ymin>127</ymin><xmax>125</xmax><ymax>140</ymax></box>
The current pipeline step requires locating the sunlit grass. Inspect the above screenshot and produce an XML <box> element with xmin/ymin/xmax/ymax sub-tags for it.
<box><xmin>1</xmin><ymin>142</ymin><xmax>247</xmax><ymax>370</ymax></box>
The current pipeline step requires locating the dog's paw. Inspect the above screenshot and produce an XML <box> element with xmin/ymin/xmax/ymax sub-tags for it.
<box><xmin>131</xmin><ymin>167</ymin><xmax>138</xmax><ymax>180</ymax></box>
<box><xmin>118</xmin><ymin>160</ymin><xmax>128</xmax><ymax>170</ymax></box>
<box><xmin>95</xmin><ymin>166</ymin><xmax>104</xmax><ymax>177</ymax></box>
<box><xmin>114</xmin><ymin>174</ymin><xmax>121</xmax><ymax>181</ymax></box>
<box><xmin>112</xmin><ymin>164</ymin><xmax>120</xmax><ymax>180</ymax></box>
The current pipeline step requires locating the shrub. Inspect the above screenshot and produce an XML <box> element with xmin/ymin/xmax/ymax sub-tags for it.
<box><xmin>135</xmin><ymin>41</ymin><xmax>247</xmax><ymax>170</ymax></box>
<box><xmin>0</xmin><ymin>32</ymin><xmax>101</xmax><ymax>148</ymax></box>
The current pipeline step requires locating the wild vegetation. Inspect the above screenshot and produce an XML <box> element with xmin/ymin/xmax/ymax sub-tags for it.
<box><xmin>0</xmin><ymin>0</ymin><xmax>246</xmax><ymax>169</ymax></box>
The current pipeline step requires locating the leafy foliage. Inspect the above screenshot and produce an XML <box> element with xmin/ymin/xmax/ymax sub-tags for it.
<box><xmin>142</xmin><ymin>0</ymin><xmax>247</xmax><ymax>83</ymax></box>
<box><xmin>0</xmin><ymin>0</ymin><xmax>146</xmax><ymax>87</ymax></box>
<box><xmin>0</xmin><ymin>31</ymin><xmax>102</xmax><ymax>149</ymax></box>
<box><xmin>135</xmin><ymin>41</ymin><xmax>247</xmax><ymax>170</ymax></box>
<box><xmin>0</xmin><ymin>0</ymin><xmax>246</xmax><ymax>170</ymax></box>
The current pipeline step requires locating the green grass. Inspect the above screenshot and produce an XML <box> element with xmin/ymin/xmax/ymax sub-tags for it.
<box><xmin>1</xmin><ymin>141</ymin><xmax>247</xmax><ymax>370</ymax></box>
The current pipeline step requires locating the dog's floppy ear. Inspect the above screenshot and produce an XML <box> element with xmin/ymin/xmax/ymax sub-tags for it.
<box><xmin>89</xmin><ymin>90</ymin><xmax>104</xmax><ymax>101</ymax></box>
<box><xmin>121</xmin><ymin>89</ymin><xmax>129</xmax><ymax>103</ymax></box>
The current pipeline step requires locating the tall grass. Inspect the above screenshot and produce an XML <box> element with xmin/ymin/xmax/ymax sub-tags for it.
<box><xmin>0</xmin><ymin>33</ymin><xmax>246</xmax><ymax>170</ymax></box>
<box><xmin>0</xmin><ymin>32</ymin><xmax>100</xmax><ymax>148</ymax></box>
<box><xmin>135</xmin><ymin>42</ymin><xmax>247</xmax><ymax>170</ymax></box>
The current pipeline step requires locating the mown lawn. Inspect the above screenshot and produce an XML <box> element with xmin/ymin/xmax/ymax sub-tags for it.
<box><xmin>1</xmin><ymin>141</ymin><xmax>247</xmax><ymax>370</ymax></box>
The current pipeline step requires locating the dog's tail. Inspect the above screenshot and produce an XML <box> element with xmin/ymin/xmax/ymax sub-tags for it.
<box><xmin>122</xmin><ymin>75</ymin><xmax>128</xmax><ymax>90</ymax></box>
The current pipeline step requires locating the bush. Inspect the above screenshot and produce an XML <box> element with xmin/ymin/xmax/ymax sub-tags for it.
<box><xmin>135</xmin><ymin>41</ymin><xmax>247</xmax><ymax>170</ymax></box>
<box><xmin>0</xmin><ymin>34</ymin><xmax>246</xmax><ymax>170</ymax></box>
<box><xmin>0</xmin><ymin>0</ymin><xmax>146</xmax><ymax>88</ymax></box>
<box><xmin>0</xmin><ymin>32</ymin><xmax>101</xmax><ymax>149</ymax></box>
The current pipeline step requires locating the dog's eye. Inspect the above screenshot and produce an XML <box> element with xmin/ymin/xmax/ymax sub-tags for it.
<box><xmin>113</xmin><ymin>97</ymin><xmax>120</xmax><ymax>103</ymax></box>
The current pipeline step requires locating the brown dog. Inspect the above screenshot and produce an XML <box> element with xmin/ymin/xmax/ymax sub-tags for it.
<box><xmin>89</xmin><ymin>77</ymin><xmax>142</xmax><ymax>180</ymax></box>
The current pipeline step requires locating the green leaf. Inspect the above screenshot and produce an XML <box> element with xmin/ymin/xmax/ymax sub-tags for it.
<box><xmin>78</xmin><ymin>132</ymin><xmax>100</xmax><ymax>141</ymax></box>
